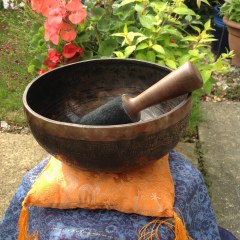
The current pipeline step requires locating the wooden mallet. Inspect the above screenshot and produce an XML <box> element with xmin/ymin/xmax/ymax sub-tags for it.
<box><xmin>76</xmin><ymin>61</ymin><xmax>203</xmax><ymax>126</ymax></box>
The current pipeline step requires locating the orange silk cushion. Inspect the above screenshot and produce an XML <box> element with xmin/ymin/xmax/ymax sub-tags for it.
<box><xmin>23</xmin><ymin>155</ymin><xmax>174</xmax><ymax>218</ymax></box>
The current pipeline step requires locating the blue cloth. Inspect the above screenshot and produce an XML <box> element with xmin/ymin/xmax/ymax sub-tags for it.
<box><xmin>0</xmin><ymin>150</ymin><xmax>222</xmax><ymax>239</ymax></box>
<box><xmin>218</xmin><ymin>227</ymin><xmax>238</xmax><ymax>240</ymax></box>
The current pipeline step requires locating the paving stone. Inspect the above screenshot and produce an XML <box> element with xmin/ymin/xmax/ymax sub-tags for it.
<box><xmin>199</xmin><ymin>101</ymin><xmax>240</xmax><ymax>239</ymax></box>
<box><xmin>0</xmin><ymin>132</ymin><xmax>47</xmax><ymax>219</ymax></box>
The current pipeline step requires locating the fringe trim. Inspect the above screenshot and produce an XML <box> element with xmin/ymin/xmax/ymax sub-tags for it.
<box><xmin>138</xmin><ymin>210</ymin><xmax>192</xmax><ymax>240</ymax></box>
<box><xmin>18</xmin><ymin>207</ymin><xmax>190</xmax><ymax>240</ymax></box>
<box><xmin>18</xmin><ymin>200</ymin><xmax>189</xmax><ymax>240</ymax></box>
<box><xmin>18</xmin><ymin>202</ymin><xmax>38</xmax><ymax>240</ymax></box>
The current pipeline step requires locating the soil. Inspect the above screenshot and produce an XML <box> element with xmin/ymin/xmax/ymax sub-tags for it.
<box><xmin>207</xmin><ymin>66</ymin><xmax>240</xmax><ymax>102</ymax></box>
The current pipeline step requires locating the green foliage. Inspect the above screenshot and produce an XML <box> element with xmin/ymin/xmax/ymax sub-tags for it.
<box><xmin>29</xmin><ymin>0</ymin><xmax>232</xmax><ymax>95</ymax></box>
<box><xmin>26</xmin><ymin>0</ymin><xmax>234</xmax><ymax>136</ymax></box>
<box><xmin>184</xmin><ymin>92</ymin><xmax>203</xmax><ymax>137</ymax></box>
<box><xmin>220</xmin><ymin>0</ymin><xmax>240</xmax><ymax>22</ymax></box>
<box><xmin>28</xmin><ymin>24</ymin><xmax>48</xmax><ymax>73</ymax></box>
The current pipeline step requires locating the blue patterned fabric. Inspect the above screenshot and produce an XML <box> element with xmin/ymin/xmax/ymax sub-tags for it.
<box><xmin>0</xmin><ymin>150</ymin><xmax>222</xmax><ymax>240</ymax></box>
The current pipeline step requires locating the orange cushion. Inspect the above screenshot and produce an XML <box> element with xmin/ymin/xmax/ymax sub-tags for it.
<box><xmin>23</xmin><ymin>154</ymin><xmax>174</xmax><ymax>217</ymax></box>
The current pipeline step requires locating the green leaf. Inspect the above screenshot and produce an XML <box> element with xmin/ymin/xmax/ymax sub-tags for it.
<box><xmin>82</xmin><ymin>51</ymin><xmax>93</xmax><ymax>60</ymax></box>
<box><xmin>113</xmin><ymin>4</ymin><xmax>135</xmax><ymax>20</ymax></box>
<box><xmin>190</xmin><ymin>25</ymin><xmax>201</xmax><ymax>33</ymax></box>
<box><xmin>134</xmin><ymin>3</ymin><xmax>144</xmax><ymax>13</ymax></box>
<box><xmin>99</xmin><ymin>38</ymin><xmax>118</xmax><ymax>56</ymax></box>
<box><xmin>196</xmin><ymin>0</ymin><xmax>201</xmax><ymax>8</ymax></box>
<box><xmin>201</xmin><ymin>70</ymin><xmax>212</xmax><ymax>84</ymax></box>
<box><xmin>114</xmin><ymin>51</ymin><xmax>125</xmax><ymax>58</ymax></box>
<box><xmin>31</xmin><ymin>58</ymin><xmax>42</xmax><ymax>66</ymax></box>
<box><xmin>76</xmin><ymin>31</ymin><xmax>92</xmax><ymax>42</ymax></box>
<box><xmin>185</xmin><ymin>15</ymin><xmax>192</xmax><ymax>22</ymax></box>
<box><xmin>124</xmin><ymin>24</ymin><xmax>128</xmax><ymax>35</ymax></box>
<box><xmin>136</xmin><ymin>36</ymin><xmax>148</xmax><ymax>45</ymax></box>
<box><xmin>165</xmin><ymin>59</ymin><xmax>177</xmax><ymax>69</ymax></box>
<box><xmin>204</xmin><ymin>19</ymin><xmax>212</xmax><ymax>31</ymax></box>
<box><xmin>138</xmin><ymin>14</ymin><xmax>155</xmax><ymax>29</ymax></box>
<box><xmin>188</xmin><ymin>49</ymin><xmax>199</xmax><ymax>56</ymax></box>
<box><xmin>28</xmin><ymin>65</ymin><xmax>36</xmax><ymax>73</ymax></box>
<box><xmin>197</xmin><ymin>0</ymin><xmax>210</xmax><ymax>8</ymax></box>
<box><xmin>160</xmin><ymin>26</ymin><xmax>184</xmax><ymax>39</ymax></box>
<box><xmin>179</xmin><ymin>55</ymin><xmax>190</xmax><ymax>65</ymax></box>
<box><xmin>89</xmin><ymin>7</ymin><xmax>105</xmax><ymax>21</ymax></box>
<box><xmin>136</xmin><ymin>43</ymin><xmax>149</xmax><ymax>50</ymax></box>
<box><xmin>119</xmin><ymin>0</ymin><xmax>139</xmax><ymax>6</ymax></box>
<box><xmin>203</xmin><ymin>80</ymin><xmax>212</xmax><ymax>94</ymax></box>
<box><xmin>146</xmin><ymin>51</ymin><xmax>156</xmax><ymax>62</ymax></box>
<box><xmin>135</xmin><ymin>52</ymin><xmax>147</xmax><ymax>61</ymax></box>
<box><xmin>181</xmin><ymin>36</ymin><xmax>198</xmax><ymax>42</ymax></box>
<box><xmin>111</xmin><ymin>33</ymin><xmax>125</xmax><ymax>37</ymax></box>
<box><xmin>199</xmin><ymin>38</ymin><xmax>217</xmax><ymax>43</ymax></box>
<box><xmin>150</xmin><ymin>2</ymin><xmax>167</xmax><ymax>11</ymax></box>
<box><xmin>39</xmin><ymin>53</ymin><xmax>48</xmax><ymax>62</ymax></box>
<box><xmin>124</xmin><ymin>45</ymin><xmax>136</xmax><ymax>57</ymax></box>
<box><xmin>173</xmin><ymin>7</ymin><xmax>196</xmax><ymax>16</ymax></box>
<box><xmin>97</xmin><ymin>18</ymin><xmax>111</xmax><ymax>32</ymax></box>
<box><xmin>168</xmin><ymin>42</ymin><xmax>178</xmax><ymax>48</ymax></box>
<box><xmin>30</xmin><ymin>22</ymin><xmax>42</xmax><ymax>34</ymax></box>
<box><xmin>128</xmin><ymin>32</ymin><xmax>145</xmax><ymax>38</ymax></box>
<box><xmin>152</xmin><ymin>44</ymin><xmax>165</xmax><ymax>54</ymax></box>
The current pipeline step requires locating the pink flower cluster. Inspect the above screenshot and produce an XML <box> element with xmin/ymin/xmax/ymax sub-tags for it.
<box><xmin>31</xmin><ymin>0</ymin><xmax>87</xmax><ymax>45</ymax></box>
<box><xmin>31</xmin><ymin>0</ymin><xmax>86</xmax><ymax>74</ymax></box>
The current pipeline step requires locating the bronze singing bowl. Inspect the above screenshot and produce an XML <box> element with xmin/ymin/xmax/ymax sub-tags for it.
<box><xmin>23</xmin><ymin>59</ymin><xmax>192</xmax><ymax>172</ymax></box>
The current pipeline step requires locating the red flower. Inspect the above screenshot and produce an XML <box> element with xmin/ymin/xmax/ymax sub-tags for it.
<box><xmin>170</xmin><ymin>39</ymin><xmax>176</xmax><ymax>43</ymax></box>
<box><xmin>48</xmin><ymin>49</ymin><xmax>62</xmax><ymax>63</ymax></box>
<box><xmin>59</xmin><ymin>23</ymin><xmax>77</xmax><ymax>42</ymax></box>
<box><xmin>43</xmin><ymin>49</ymin><xmax>62</xmax><ymax>69</ymax></box>
<box><xmin>31</xmin><ymin>0</ymin><xmax>62</xmax><ymax>17</ymax></box>
<box><xmin>66</xmin><ymin>0</ymin><xmax>87</xmax><ymax>24</ymax></box>
<box><xmin>44</xmin><ymin>6</ymin><xmax>67</xmax><ymax>45</ymax></box>
<box><xmin>44</xmin><ymin>20</ymin><xmax>60</xmax><ymax>45</ymax></box>
<box><xmin>38</xmin><ymin>69</ymin><xmax>47</xmax><ymax>75</ymax></box>
<box><xmin>32</xmin><ymin>0</ymin><xmax>87</xmax><ymax>45</ymax></box>
<box><xmin>63</xmin><ymin>43</ymin><xmax>83</xmax><ymax>59</ymax></box>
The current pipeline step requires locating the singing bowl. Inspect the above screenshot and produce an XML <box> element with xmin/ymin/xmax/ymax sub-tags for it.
<box><xmin>23</xmin><ymin>59</ymin><xmax>192</xmax><ymax>172</ymax></box>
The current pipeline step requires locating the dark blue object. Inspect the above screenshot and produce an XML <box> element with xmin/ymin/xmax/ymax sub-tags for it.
<box><xmin>211</xmin><ymin>5</ymin><xmax>229</xmax><ymax>57</ymax></box>
<box><xmin>0</xmin><ymin>151</ymin><xmax>238</xmax><ymax>239</ymax></box>
<box><xmin>219</xmin><ymin>226</ymin><xmax>239</xmax><ymax>240</ymax></box>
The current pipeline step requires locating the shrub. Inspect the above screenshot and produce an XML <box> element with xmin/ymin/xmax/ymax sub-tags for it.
<box><xmin>26</xmin><ymin>0</ymin><xmax>234</xmax><ymax>135</ymax></box>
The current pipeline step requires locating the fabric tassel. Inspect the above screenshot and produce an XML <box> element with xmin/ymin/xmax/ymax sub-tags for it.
<box><xmin>138</xmin><ymin>211</ymin><xmax>192</xmax><ymax>240</ymax></box>
<box><xmin>173</xmin><ymin>211</ymin><xmax>192</xmax><ymax>240</ymax></box>
<box><xmin>18</xmin><ymin>204</ymin><xmax>29</xmax><ymax>240</ymax></box>
<box><xmin>18</xmin><ymin>202</ymin><xmax>38</xmax><ymax>240</ymax></box>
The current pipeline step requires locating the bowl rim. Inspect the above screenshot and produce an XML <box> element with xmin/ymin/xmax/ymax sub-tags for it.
<box><xmin>23</xmin><ymin>59</ymin><xmax>192</xmax><ymax>139</ymax></box>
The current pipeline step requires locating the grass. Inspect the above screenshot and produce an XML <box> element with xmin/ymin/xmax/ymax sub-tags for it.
<box><xmin>0</xmin><ymin>8</ymin><xmax>34</xmax><ymax>125</ymax></box>
<box><xmin>195</xmin><ymin>140</ymin><xmax>212</xmax><ymax>196</ymax></box>
<box><xmin>184</xmin><ymin>93</ymin><xmax>203</xmax><ymax>139</ymax></box>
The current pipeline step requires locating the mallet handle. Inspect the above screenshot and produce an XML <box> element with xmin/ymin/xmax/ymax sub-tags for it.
<box><xmin>123</xmin><ymin>61</ymin><xmax>203</xmax><ymax>121</ymax></box>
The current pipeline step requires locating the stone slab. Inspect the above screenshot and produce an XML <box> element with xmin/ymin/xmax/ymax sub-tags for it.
<box><xmin>199</xmin><ymin>101</ymin><xmax>240</xmax><ymax>239</ymax></box>
<box><xmin>176</xmin><ymin>142</ymin><xmax>198</xmax><ymax>168</ymax></box>
<box><xmin>0</xmin><ymin>132</ymin><xmax>47</xmax><ymax>219</ymax></box>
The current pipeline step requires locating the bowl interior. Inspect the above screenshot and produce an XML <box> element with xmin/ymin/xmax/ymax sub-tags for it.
<box><xmin>25</xmin><ymin>59</ymin><xmax>186</xmax><ymax>124</ymax></box>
